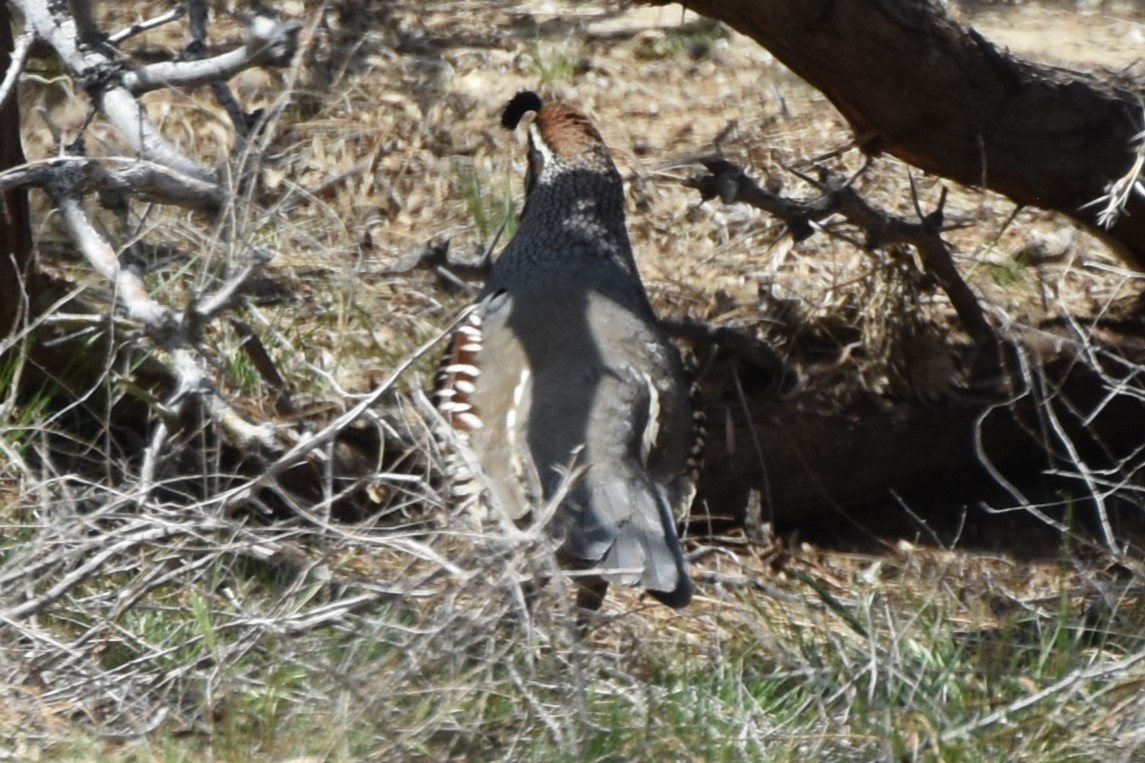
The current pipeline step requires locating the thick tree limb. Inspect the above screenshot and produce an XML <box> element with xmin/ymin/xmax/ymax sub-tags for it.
<box><xmin>651</xmin><ymin>0</ymin><xmax>1145</xmax><ymax>266</ymax></box>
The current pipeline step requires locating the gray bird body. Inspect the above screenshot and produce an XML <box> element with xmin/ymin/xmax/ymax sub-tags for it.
<box><xmin>438</xmin><ymin>94</ymin><xmax>695</xmax><ymax>608</ymax></box>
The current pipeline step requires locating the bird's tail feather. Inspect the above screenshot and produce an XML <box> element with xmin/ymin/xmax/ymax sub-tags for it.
<box><xmin>572</xmin><ymin>468</ymin><xmax>692</xmax><ymax>608</ymax></box>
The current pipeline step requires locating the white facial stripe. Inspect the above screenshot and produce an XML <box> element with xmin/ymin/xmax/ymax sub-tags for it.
<box><xmin>528</xmin><ymin>122</ymin><xmax>557</xmax><ymax>171</ymax></box>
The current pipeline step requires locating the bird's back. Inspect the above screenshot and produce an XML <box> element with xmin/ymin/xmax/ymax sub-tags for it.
<box><xmin>436</xmin><ymin>92</ymin><xmax>696</xmax><ymax>608</ymax></box>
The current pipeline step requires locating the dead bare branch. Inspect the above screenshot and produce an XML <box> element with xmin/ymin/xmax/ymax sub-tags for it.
<box><xmin>51</xmin><ymin>179</ymin><xmax>174</xmax><ymax>329</ymax></box>
<box><xmin>0</xmin><ymin>156</ymin><xmax>224</xmax><ymax>213</ymax></box>
<box><xmin>43</xmin><ymin>157</ymin><xmax>277</xmax><ymax>463</ymax></box>
<box><xmin>106</xmin><ymin>5</ymin><xmax>186</xmax><ymax>46</ymax></box>
<box><xmin>687</xmin><ymin>157</ymin><xmax>994</xmax><ymax>344</ymax></box>
<box><xmin>205</xmin><ymin>308</ymin><xmax>476</xmax><ymax>517</ymax></box>
<box><xmin>0</xmin><ymin>26</ymin><xmax>32</xmax><ymax>112</ymax></box>
<box><xmin>15</xmin><ymin>0</ymin><xmax>215</xmax><ymax>183</ymax></box>
<box><xmin>121</xmin><ymin>14</ymin><xmax>303</xmax><ymax>95</ymax></box>
<box><xmin>1081</xmin><ymin>122</ymin><xmax>1145</xmax><ymax>231</ymax></box>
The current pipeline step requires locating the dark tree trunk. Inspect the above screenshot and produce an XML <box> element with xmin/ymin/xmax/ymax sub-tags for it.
<box><xmin>648</xmin><ymin>0</ymin><xmax>1145</xmax><ymax>267</ymax></box>
<box><xmin>1</xmin><ymin>6</ymin><xmax>36</xmax><ymax>338</ymax></box>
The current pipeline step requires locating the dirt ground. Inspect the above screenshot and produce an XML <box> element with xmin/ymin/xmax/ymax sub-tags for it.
<box><xmin>966</xmin><ymin>0</ymin><xmax>1145</xmax><ymax>69</ymax></box>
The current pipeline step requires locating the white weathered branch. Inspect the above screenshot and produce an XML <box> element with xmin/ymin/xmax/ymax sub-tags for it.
<box><xmin>194</xmin><ymin>248</ymin><xmax>273</xmax><ymax>322</ymax></box>
<box><xmin>15</xmin><ymin>0</ymin><xmax>216</xmax><ymax>184</ymax></box>
<box><xmin>122</xmin><ymin>16</ymin><xmax>303</xmax><ymax>94</ymax></box>
<box><xmin>53</xmin><ymin>183</ymin><xmax>174</xmax><ymax>328</ymax></box>
<box><xmin>0</xmin><ymin>156</ymin><xmax>224</xmax><ymax>213</ymax></box>
<box><xmin>16</xmin><ymin>0</ymin><xmax>302</xmax><ymax>195</ymax></box>
<box><xmin>107</xmin><ymin>5</ymin><xmax>187</xmax><ymax>46</ymax></box>
<box><xmin>47</xmin><ymin>172</ymin><xmax>275</xmax><ymax>453</ymax></box>
<box><xmin>11</xmin><ymin>1</ymin><xmax>301</xmax><ymax>488</ymax></box>
<box><xmin>0</xmin><ymin>27</ymin><xmax>34</xmax><ymax>113</ymax></box>
<box><xmin>98</xmin><ymin>86</ymin><xmax>216</xmax><ymax>182</ymax></box>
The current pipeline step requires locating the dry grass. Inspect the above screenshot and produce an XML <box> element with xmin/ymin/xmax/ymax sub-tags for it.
<box><xmin>5</xmin><ymin>1</ymin><xmax>1145</xmax><ymax>760</ymax></box>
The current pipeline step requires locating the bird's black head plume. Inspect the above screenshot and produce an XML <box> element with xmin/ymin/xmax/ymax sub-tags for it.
<box><xmin>501</xmin><ymin>90</ymin><xmax>544</xmax><ymax>130</ymax></box>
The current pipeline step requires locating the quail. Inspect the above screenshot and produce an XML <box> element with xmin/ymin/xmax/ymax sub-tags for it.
<box><xmin>435</xmin><ymin>91</ymin><xmax>698</xmax><ymax>610</ymax></box>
